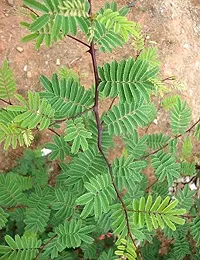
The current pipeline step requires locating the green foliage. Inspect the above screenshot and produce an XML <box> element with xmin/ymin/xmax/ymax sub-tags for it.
<box><xmin>103</xmin><ymin>97</ymin><xmax>155</xmax><ymax>136</ymax></box>
<box><xmin>40</xmin><ymin>75</ymin><xmax>93</xmax><ymax>119</ymax></box>
<box><xmin>132</xmin><ymin>195</ymin><xmax>186</xmax><ymax>231</ymax></box>
<box><xmin>46</xmin><ymin>135</ymin><xmax>70</xmax><ymax>160</ymax></box>
<box><xmin>0</xmin><ymin>208</ymin><xmax>9</xmax><ymax>229</ymax></box>
<box><xmin>0</xmin><ymin>174</ymin><xmax>27</xmax><ymax>207</ymax></box>
<box><xmin>57</xmin><ymin>66</ymin><xmax>79</xmax><ymax>82</ymax></box>
<box><xmin>93</xmin><ymin>21</ymin><xmax>125</xmax><ymax>52</ymax></box>
<box><xmin>64</xmin><ymin>118</ymin><xmax>92</xmax><ymax>154</ymax></box>
<box><xmin>180</xmin><ymin>161</ymin><xmax>196</xmax><ymax>176</ymax></box>
<box><xmin>141</xmin><ymin>238</ymin><xmax>160</xmax><ymax>260</ymax></box>
<box><xmin>171</xmin><ymin>236</ymin><xmax>190</xmax><ymax>259</ymax></box>
<box><xmin>190</xmin><ymin>217</ymin><xmax>200</xmax><ymax>246</ymax></box>
<box><xmin>55</xmin><ymin>219</ymin><xmax>95</xmax><ymax>248</ymax></box>
<box><xmin>98</xmin><ymin>58</ymin><xmax>159</xmax><ymax>103</ymax></box>
<box><xmin>0</xmin><ymin>60</ymin><xmax>16</xmax><ymax>100</ymax></box>
<box><xmin>0</xmin><ymin>1</ymin><xmax>199</xmax><ymax>260</ymax></box>
<box><xmin>21</xmin><ymin>0</ymin><xmax>90</xmax><ymax>48</ymax></box>
<box><xmin>180</xmin><ymin>137</ymin><xmax>193</xmax><ymax>160</ymax></box>
<box><xmin>76</xmin><ymin>174</ymin><xmax>116</xmax><ymax>219</ymax></box>
<box><xmin>146</xmin><ymin>133</ymin><xmax>170</xmax><ymax>149</ymax></box>
<box><xmin>97</xmin><ymin>9</ymin><xmax>139</xmax><ymax>42</ymax></box>
<box><xmin>8</xmin><ymin>91</ymin><xmax>55</xmax><ymax>130</ymax></box>
<box><xmin>0</xmin><ymin>234</ymin><xmax>41</xmax><ymax>260</ymax></box>
<box><xmin>151</xmin><ymin>151</ymin><xmax>180</xmax><ymax>186</ymax></box>
<box><xmin>175</xmin><ymin>185</ymin><xmax>196</xmax><ymax>211</ymax></box>
<box><xmin>170</xmin><ymin>98</ymin><xmax>191</xmax><ymax>135</ymax></box>
<box><xmin>115</xmin><ymin>238</ymin><xmax>137</xmax><ymax>260</ymax></box>
<box><xmin>0</xmin><ymin>111</ymin><xmax>34</xmax><ymax>149</ymax></box>
<box><xmin>113</xmin><ymin>155</ymin><xmax>145</xmax><ymax>183</ymax></box>
<box><xmin>162</xmin><ymin>95</ymin><xmax>179</xmax><ymax>110</ymax></box>
<box><xmin>194</xmin><ymin>124</ymin><xmax>200</xmax><ymax>141</ymax></box>
<box><xmin>123</xmin><ymin>130</ymin><xmax>147</xmax><ymax>159</ymax></box>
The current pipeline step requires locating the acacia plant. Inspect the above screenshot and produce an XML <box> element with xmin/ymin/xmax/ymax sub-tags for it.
<box><xmin>0</xmin><ymin>0</ymin><xmax>200</xmax><ymax>259</ymax></box>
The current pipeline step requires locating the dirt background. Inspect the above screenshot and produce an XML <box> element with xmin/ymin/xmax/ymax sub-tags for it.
<box><xmin>0</xmin><ymin>0</ymin><xmax>200</xmax><ymax>172</ymax></box>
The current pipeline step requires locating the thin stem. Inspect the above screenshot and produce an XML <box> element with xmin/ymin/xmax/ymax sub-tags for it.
<box><xmin>48</xmin><ymin>128</ymin><xmax>60</xmax><ymax>137</ymax></box>
<box><xmin>67</xmin><ymin>35</ymin><xmax>90</xmax><ymax>48</ymax></box>
<box><xmin>50</xmin><ymin>106</ymin><xmax>94</xmax><ymax>127</ymax></box>
<box><xmin>108</xmin><ymin>96</ymin><xmax>117</xmax><ymax>111</ymax></box>
<box><xmin>35</xmin><ymin>234</ymin><xmax>57</xmax><ymax>260</ymax></box>
<box><xmin>88</xmin><ymin>1</ymin><xmax>142</xmax><ymax>258</ymax></box>
<box><xmin>141</xmin><ymin>118</ymin><xmax>200</xmax><ymax>160</ymax></box>
<box><xmin>0</xmin><ymin>98</ymin><xmax>12</xmax><ymax>105</ymax></box>
<box><xmin>23</xmin><ymin>5</ymin><xmax>39</xmax><ymax>17</ymax></box>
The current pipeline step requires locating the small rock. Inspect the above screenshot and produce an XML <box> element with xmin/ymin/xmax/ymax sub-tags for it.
<box><xmin>45</xmin><ymin>61</ymin><xmax>48</xmax><ymax>65</ymax></box>
<box><xmin>41</xmin><ymin>148</ymin><xmax>52</xmax><ymax>157</ymax></box>
<box><xmin>16</xmin><ymin>46</ymin><xmax>24</xmax><ymax>53</ymax></box>
<box><xmin>5</xmin><ymin>13</ymin><xmax>9</xmax><ymax>17</ymax></box>
<box><xmin>56</xmin><ymin>59</ymin><xmax>60</xmax><ymax>66</ymax></box>
<box><xmin>153</xmin><ymin>119</ymin><xmax>158</xmax><ymax>125</ymax></box>
<box><xmin>183</xmin><ymin>43</ymin><xmax>191</xmax><ymax>50</ymax></box>
<box><xmin>7</xmin><ymin>0</ymin><xmax>14</xmax><ymax>6</ymax></box>
<box><xmin>23</xmin><ymin>65</ymin><xmax>28</xmax><ymax>72</ymax></box>
<box><xmin>146</xmin><ymin>35</ymin><xmax>150</xmax><ymax>39</ymax></box>
<box><xmin>27</xmin><ymin>71</ymin><xmax>32</xmax><ymax>78</ymax></box>
<box><xmin>195</xmin><ymin>61</ymin><xmax>200</xmax><ymax>70</ymax></box>
<box><xmin>189</xmin><ymin>183</ymin><xmax>197</xmax><ymax>191</ymax></box>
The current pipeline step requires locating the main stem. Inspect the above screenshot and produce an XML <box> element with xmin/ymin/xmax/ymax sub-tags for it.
<box><xmin>88</xmin><ymin>1</ymin><xmax>141</xmax><ymax>258</ymax></box>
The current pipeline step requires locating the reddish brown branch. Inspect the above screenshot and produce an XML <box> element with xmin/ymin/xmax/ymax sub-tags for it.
<box><xmin>48</xmin><ymin>128</ymin><xmax>60</xmax><ymax>137</ymax></box>
<box><xmin>88</xmin><ymin>1</ymin><xmax>141</xmax><ymax>258</ymax></box>
<box><xmin>50</xmin><ymin>107</ymin><xmax>94</xmax><ymax>127</ymax></box>
<box><xmin>35</xmin><ymin>234</ymin><xmax>57</xmax><ymax>260</ymax></box>
<box><xmin>67</xmin><ymin>35</ymin><xmax>90</xmax><ymax>48</ymax></box>
<box><xmin>0</xmin><ymin>98</ymin><xmax>12</xmax><ymax>105</ymax></box>
<box><xmin>141</xmin><ymin>117</ymin><xmax>200</xmax><ymax>160</ymax></box>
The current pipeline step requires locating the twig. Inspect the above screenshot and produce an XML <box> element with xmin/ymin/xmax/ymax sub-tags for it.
<box><xmin>88</xmin><ymin>1</ymin><xmax>142</xmax><ymax>259</ymax></box>
<box><xmin>108</xmin><ymin>96</ymin><xmax>117</xmax><ymax>111</ymax></box>
<box><xmin>48</xmin><ymin>128</ymin><xmax>60</xmax><ymax>137</ymax></box>
<box><xmin>140</xmin><ymin>117</ymin><xmax>200</xmax><ymax>160</ymax></box>
<box><xmin>35</xmin><ymin>234</ymin><xmax>57</xmax><ymax>260</ymax></box>
<box><xmin>0</xmin><ymin>98</ymin><xmax>12</xmax><ymax>105</ymax></box>
<box><xmin>22</xmin><ymin>5</ymin><xmax>39</xmax><ymax>17</ymax></box>
<box><xmin>50</xmin><ymin>107</ymin><xmax>94</xmax><ymax>127</ymax></box>
<box><xmin>67</xmin><ymin>35</ymin><xmax>90</xmax><ymax>48</ymax></box>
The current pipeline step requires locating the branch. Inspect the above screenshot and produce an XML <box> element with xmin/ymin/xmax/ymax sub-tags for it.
<box><xmin>67</xmin><ymin>35</ymin><xmax>90</xmax><ymax>48</ymax></box>
<box><xmin>48</xmin><ymin>128</ymin><xmax>60</xmax><ymax>137</ymax></box>
<box><xmin>50</xmin><ymin>106</ymin><xmax>94</xmax><ymax>127</ymax></box>
<box><xmin>141</xmin><ymin>117</ymin><xmax>200</xmax><ymax>160</ymax></box>
<box><xmin>0</xmin><ymin>98</ymin><xmax>12</xmax><ymax>105</ymax></box>
<box><xmin>22</xmin><ymin>5</ymin><xmax>39</xmax><ymax>17</ymax></box>
<box><xmin>88</xmin><ymin>1</ymin><xmax>142</xmax><ymax>259</ymax></box>
<box><xmin>35</xmin><ymin>234</ymin><xmax>57</xmax><ymax>260</ymax></box>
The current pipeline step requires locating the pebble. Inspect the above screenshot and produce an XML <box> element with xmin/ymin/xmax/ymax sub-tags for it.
<box><xmin>27</xmin><ymin>71</ymin><xmax>32</xmax><ymax>78</ymax></box>
<box><xmin>56</xmin><ymin>59</ymin><xmax>60</xmax><ymax>66</ymax></box>
<box><xmin>16</xmin><ymin>46</ymin><xmax>24</xmax><ymax>53</ymax></box>
<box><xmin>189</xmin><ymin>183</ymin><xmax>197</xmax><ymax>191</ymax></box>
<box><xmin>7</xmin><ymin>0</ymin><xmax>14</xmax><ymax>6</ymax></box>
<box><xmin>41</xmin><ymin>148</ymin><xmax>52</xmax><ymax>157</ymax></box>
<box><xmin>153</xmin><ymin>119</ymin><xmax>158</xmax><ymax>125</ymax></box>
<box><xmin>23</xmin><ymin>65</ymin><xmax>28</xmax><ymax>72</ymax></box>
<box><xmin>183</xmin><ymin>43</ymin><xmax>191</xmax><ymax>50</ymax></box>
